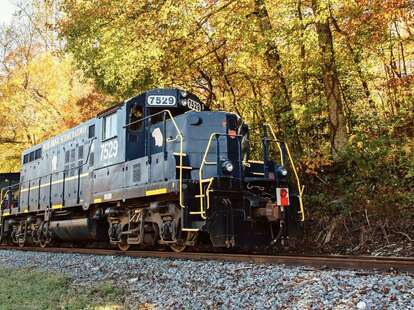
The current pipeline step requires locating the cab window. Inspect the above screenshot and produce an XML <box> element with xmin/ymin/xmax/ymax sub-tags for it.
<box><xmin>129</xmin><ymin>105</ymin><xmax>144</xmax><ymax>132</ymax></box>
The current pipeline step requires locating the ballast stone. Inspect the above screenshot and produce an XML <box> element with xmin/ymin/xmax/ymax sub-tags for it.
<box><xmin>0</xmin><ymin>250</ymin><xmax>412</xmax><ymax>309</ymax></box>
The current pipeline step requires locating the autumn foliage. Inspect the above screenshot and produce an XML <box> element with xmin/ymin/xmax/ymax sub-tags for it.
<box><xmin>0</xmin><ymin>0</ymin><xmax>412</xmax><ymax>253</ymax></box>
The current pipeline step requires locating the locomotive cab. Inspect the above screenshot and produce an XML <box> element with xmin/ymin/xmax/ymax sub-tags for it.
<box><xmin>124</xmin><ymin>88</ymin><xmax>209</xmax><ymax>161</ymax></box>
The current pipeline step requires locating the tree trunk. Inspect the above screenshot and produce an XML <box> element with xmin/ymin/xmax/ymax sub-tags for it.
<box><xmin>331</xmin><ymin>16</ymin><xmax>375</xmax><ymax>111</ymax></box>
<box><xmin>254</xmin><ymin>0</ymin><xmax>302</xmax><ymax>153</ymax></box>
<box><xmin>312</xmin><ymin>0</ymin><xmax>347</xmax><ymax>159</ymax></box>
<box><xmin>297</xmin><ymin>0</ymin><xmax>309</xmax><ymax>106</ymax></box>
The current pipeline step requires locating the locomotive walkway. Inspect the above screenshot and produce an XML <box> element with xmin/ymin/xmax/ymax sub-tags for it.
<box><xmin>1</xmin><ymin>245</ymin><xmax>413</xmax><ymax>272</ymax></box>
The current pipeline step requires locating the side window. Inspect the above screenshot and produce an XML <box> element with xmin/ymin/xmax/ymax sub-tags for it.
<box><xmin>103</xmin><ymin>113</ymin><xmax>117</xmax><ymax>140</ymax></box>
<box><xmin>88</xmin><ymin>125</ymin><xmax>95</xmax><ymax>139</ymax></box>
<box><xmin>34</xmin><ymin>148</ymin><xmax>42</xmax><ymax>160</ymax></box>
<box><xmin>22</xmin><ymin>148</ymin><xmax>42</xmax><ymax>164</ymax></box>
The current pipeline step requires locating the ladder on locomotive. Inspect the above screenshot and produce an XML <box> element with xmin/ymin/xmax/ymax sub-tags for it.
<box><xmin>173</xmin><ymin>151</ymin><xmax>204</xmax><ymax>232</ymax></box>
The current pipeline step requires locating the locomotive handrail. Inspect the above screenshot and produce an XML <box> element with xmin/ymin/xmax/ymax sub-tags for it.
<box><xmin>4</xmin><ymin>109</ymin><xmax>186</xmax><ymax>215</ymax></box>
<box><xmin>6</xmin><ymin>137</ymin><xmax>96</xmax><ymax>189</ymax></box>
<box><xmin>0</xmin><ymin>183</ymin><xmax>19</xmax><ymax>203</ymax></box>
<box><xmin>244</xmin><ymin>125</ymin><xmax>286</xmax><ymax>166</ymax></box>
<box><xmin>1</xmin><ymin>137</ymin><xmax>97</xmax><ymax>213</ymax></box>
<box><xmin>199</xmin><ymin>133</ymin><xmax>221</xmax><ymax>219</ymax></box>
<box><xmin>198</xmin><ymin>132</ymin><xmax>243</xmax><ymax>219</ymax></box>
<box><xmin>266</xmin><ymin>124</ymin><xmax>305</xmax><ymax>222</ymax></box>
<box><xmin>125</xmin><ymin>109</ymin><xmax>185</xmax><ymax>208</ymax></box>
<box><xmin>0</xmin><ymin>182</ymin><xmax>20</xmax><ymax>197</ymax></box>
<box><xmin>0</xmin><ymin>184</ymin><xmax>20</xmax><ymax>216</ymax></box>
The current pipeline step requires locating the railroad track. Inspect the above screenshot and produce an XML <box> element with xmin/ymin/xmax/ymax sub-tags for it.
<box><xmin>0</xmin><ymin>245</ymin><xmax>413</xmax><ymax>272</ymax></box>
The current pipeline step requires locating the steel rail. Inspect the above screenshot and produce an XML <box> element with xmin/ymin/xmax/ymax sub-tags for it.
<box><xmin>0</xmin><ymin>246</ymin><xmax>413</xmax><ymax>272</ymax></box>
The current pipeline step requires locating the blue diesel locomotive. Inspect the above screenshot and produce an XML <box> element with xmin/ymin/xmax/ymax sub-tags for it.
<box><xmin>0</xmin><ymin>88</ymin><xmax>304</xmax><ymax>251</ymax></box>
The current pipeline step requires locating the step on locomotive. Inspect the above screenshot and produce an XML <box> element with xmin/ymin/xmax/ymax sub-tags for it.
<box><xmin>0</xmin><ymin>88</ymin><xmax>304</xmax><ymax>251</ymax></box>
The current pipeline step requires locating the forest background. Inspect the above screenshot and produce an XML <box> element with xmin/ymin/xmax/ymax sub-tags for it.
<box><xmin>0</xmin><ymin>0</ymin><xmax>412</xmax><ymax>254</ymax></box>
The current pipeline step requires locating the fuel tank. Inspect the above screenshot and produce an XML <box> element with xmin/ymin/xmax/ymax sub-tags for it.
<box><xmin>49</xmin><ymin>218</ymin><xmax>108</xmax><ymax>241</ymax></box>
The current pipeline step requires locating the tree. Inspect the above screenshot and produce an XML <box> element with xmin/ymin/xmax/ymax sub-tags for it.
<box><xmin>311</xmin><ymin>0</ymin><xmax>348</xmax><ymax>159</ymax></box>
<box><xmin>0</xmin><ymin>0</ymin><xmax>412</xmax><ymax>247</ymax></box>
<box><xmin>253</xmin><ymin>0</ymin><xmax>302</xmax><ymax>151</ymax></box>
<box><xmin>0</xmin><ymin>1</ymin><xmax>110</xmax><ymax>172</ymax></box>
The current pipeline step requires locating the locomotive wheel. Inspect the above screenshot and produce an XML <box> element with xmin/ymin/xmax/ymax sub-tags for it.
<box><xmin>116</xmin><ymin>225</ymin><xmax>130</xmax><ymax>251</ymax></box>
<box><xmin>38</xmin><ymin>221</ymin><xmax>51</xmax><ymax>248</ymax></box>
<box><xmin>170</xmin><ymin>241</ymin><xmax>186</xmax><ymax>253</ymax></box>
<box><xmin>39</xmin><ymin>238</ymin><xmax>49</xmax><ymax>248</ymax></box>
<box><xmin>31</xmin><ymin>228</ymin><xmax>39</xmax><ymax>244</ymax></box>
<box><xmin>11</xmin><ymin>229</ymin><xmax>18</xmax><ymax>245</ymax></box>
<box><xmin>118</xmin><ymin>241</ymin><xmax>130</xmax><ymax>251</ymax></box>
<box><xmin>16</xmin><ymin>223</ymin><xmax>26</xmax><ymax>248</ymax></box>
<box><xmin>169</xmin><ymin>231</ymin><xmax>196</xmax><ymax>253</ymax></box>
<box><xmin>17</xmin><ymin>235</ymin><xmax>26</xmax><ymax>248</ymax></box>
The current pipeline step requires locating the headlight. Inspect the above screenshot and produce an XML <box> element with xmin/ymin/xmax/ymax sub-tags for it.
<box><xmin>277</xmin><ymin>166</ymin><xmax>288</xmax><ymax>177</ymax></box>
<box><xmin>222</xmin><ymin>160</ymin><xmax>234</xmax><ymax>174</ymax></box>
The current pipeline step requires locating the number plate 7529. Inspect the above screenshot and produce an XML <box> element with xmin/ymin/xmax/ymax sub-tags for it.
<box><xmin>147</xmin><ymin>95</ymin><xmax>176</xmax><ymax>106</ymax></box>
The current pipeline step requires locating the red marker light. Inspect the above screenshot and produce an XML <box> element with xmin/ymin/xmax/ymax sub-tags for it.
<box><xmin>277</xmin><ymin>188</ymin><xmax>290</xmax><ymax>206</ymax></box>
<box><xmin>228</xmin><ymin>129</ymin><xmax>237</xmax><ymax>139</ymax></box>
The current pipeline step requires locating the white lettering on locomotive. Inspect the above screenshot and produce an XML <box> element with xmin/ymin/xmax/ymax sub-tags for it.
<box><xmin>152</xmin><ymin>128</ymin><xmax>163</xmax><ymax>147</ymax></box>
<box><xmin>100</xmin><ymin>139</ymin><xmax>118</xmax><ymax>161</ymax></box>
<box><xmin>147</xmin><ymin>95</ymin><xmax>176</xmax><ymax>106</ymax></box>
<box><xmin>43</xmin><ymin>126</ymin><xmax>87</xmax><ymax>151</ymax></box>
<box><xmin>184</xmin><ymin>98</ymin><xmax>202</xmax><ymax>112</ymax></box>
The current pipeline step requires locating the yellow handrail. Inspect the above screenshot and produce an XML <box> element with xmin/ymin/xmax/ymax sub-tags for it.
<box><xmin>162</xmin><ymin>110</ymin><xmax>185</xmax><ymax>209</ymax></box>
<box><xmin>266</xmin><ymin>124</ymin><xmax>305</xmax><ymax>222</ymax></box>
<box><xmin>198</xmin><ymin>132</ymin><xmax>222</xmax><ymax>219</ymax></box>
<box><xmin>0</xmin><ymin>189</ymin><xmax>11</xmax><ymax>220</ymax></box>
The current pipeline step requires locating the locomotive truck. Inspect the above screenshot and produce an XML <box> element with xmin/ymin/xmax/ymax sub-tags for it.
<box><xmin>0</xmin><ymin>88</ymin><xmax>304</xmax><ymax>251</ymax></box>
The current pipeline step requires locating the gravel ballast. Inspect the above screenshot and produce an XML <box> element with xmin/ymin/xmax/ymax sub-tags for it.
<box><xmin>0</xmin><ymin>250</ymin><xmax>412</xmax><ymax>309</ymax></box>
